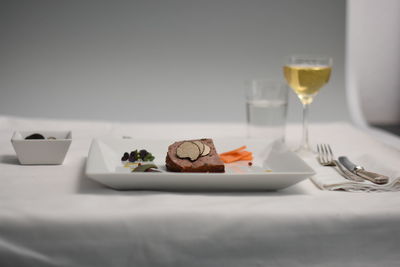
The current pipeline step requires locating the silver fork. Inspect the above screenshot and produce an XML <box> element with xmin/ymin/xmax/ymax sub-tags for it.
<box><xmin>317</xmin><ymin>144</ymin><xmax>364</xmax><ymax>182</ymax></box>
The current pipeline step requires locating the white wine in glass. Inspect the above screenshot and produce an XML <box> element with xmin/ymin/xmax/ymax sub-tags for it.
<box><xmin>283</xmin><ymin>56</ymin><xmax>332</xmax><ymax>154</ymax></box>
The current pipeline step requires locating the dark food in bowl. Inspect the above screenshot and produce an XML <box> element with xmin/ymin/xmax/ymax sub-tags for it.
<box><xmin>25</xmin><ymin>133</ymin><xmax>45</xmax><ymax>140</ymax></box>
<box><xmin>24</xmin><ymin>134</ymin><xmax>58</xmax><ymax>140</ymax></box>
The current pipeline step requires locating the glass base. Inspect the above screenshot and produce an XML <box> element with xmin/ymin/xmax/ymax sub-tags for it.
<box><xmin>294</xmin><ymin>144</ymin><xmax>315</xmax><ymax>158</ymax></box>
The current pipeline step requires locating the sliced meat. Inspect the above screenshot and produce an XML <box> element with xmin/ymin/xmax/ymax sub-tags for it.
<box><xmin>166</xmin><ymin>138</ymin><xmax>225</xmax><ymax>173</ymax></box>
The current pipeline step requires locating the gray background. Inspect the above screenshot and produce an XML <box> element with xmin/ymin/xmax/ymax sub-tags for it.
<box><xmin>0</xmin><ymin>0</ymin><xmax>347</xmax><ymax>123</ymax></box>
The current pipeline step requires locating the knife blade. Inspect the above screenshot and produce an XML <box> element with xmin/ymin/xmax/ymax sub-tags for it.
<box><xmin>338</xmin><ymin>156</ymin><xmax>389</xmax><ymax>185</ymax></box>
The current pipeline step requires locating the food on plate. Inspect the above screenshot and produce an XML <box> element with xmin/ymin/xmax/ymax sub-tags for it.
<box><xmin>24</xmin><ymin>133</ymin><xmax>57</xmax><ymax>140</ymax></box>
<box><xmin>132</xmin><ymin>164</ymin><xmax>160</xmax><ymax>172</ymax></box>
<box><xmin>175</xmin><ymin>141</ymin><xmax>212</xmax><ymax>161</ymax></box>
<box><xmin>192</xmin><ymin>140</ymin><xmax>205</xmax><ymax>154</ymax></box>
<box><xmin>129</xmin><ymin>151</ymin><xmax>138</xmax><ymax>162</ymax></box>
<box><xmin>191</xmin><ymin>140</ymin><xmax>211</xmax><ymax>156</ymax></box>
<box><xmin>121</xmin><ymin>149</ymin><xmax>155</xmax><ymax>162</ymax></box>
<box><xmin>25</xmin><ymin>133</ymin><xmax>45</xmax><ymax>140</ymax></box>
<box><xmin>166</xmin><ymin>138</ymin><xmax>225</xmax><ymax>172</ymax></box>
<box><xmin>219</xmin><ymin>145</ymin><xmax>253</xmax><ymax>163</ymax></box>
<box><xmin>121</xmin><ymin>152</ymin><xmax>129</xmax><ymax>161</ymax></box>
<box><xmin>201</xmin><ymin>143</ymin><xmax>210</xmax><ymax>156</ymax></box>
<box><xmin>176</xmin><ymin>141</ymin><xmax>201</xmax><ymax>161</ymax></box>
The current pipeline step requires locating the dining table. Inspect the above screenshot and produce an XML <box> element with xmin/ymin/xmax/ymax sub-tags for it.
<box><xmin>0</xmin><ymin>115</ymin><xmax>399</xmax><ymax>267</ymax></box>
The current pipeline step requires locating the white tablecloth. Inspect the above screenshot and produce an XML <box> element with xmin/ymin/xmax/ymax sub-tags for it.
<box><xmin>1</xmin><ymin>116</ymin><xmax>400</xmax><ymax>267</ymax></box>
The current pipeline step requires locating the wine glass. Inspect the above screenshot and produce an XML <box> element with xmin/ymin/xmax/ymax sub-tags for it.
<box><xmin>283</xmin><ymin>55</ymin><xmax>332</xmax><ymax>154</ymax></box>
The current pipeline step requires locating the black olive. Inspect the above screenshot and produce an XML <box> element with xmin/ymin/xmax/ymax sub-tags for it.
<box><xmin>121</xmin><ymin>152</ymin><xmax>129</xmax><ymax>161</ymax></box>
<box><xmin>139</xmin><ymin>149</ymin><xmax>148</xmax><ymax>159</ymax></box>
<box><xmin>25</xmin><ymin>133</ymin><xmax>45</xmax><ymax>140</ymax></box>
<box><xmin>129</xmin><ymin>150</ymin><xmax>139</xmax><ymax>162</ymax></box>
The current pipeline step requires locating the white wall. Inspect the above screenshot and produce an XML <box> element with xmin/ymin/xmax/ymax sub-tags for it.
<box><xmin>347</xmin><ymin>0</ymin><xmax>400</xmax><ymax>125</ymax></box>
<box><xmin>0</xmin><ymin>0</ymin><xmax>347</xmax><ymax>123</ymax></box>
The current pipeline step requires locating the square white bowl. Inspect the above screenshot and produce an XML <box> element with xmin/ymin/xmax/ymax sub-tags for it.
<box><xmin>11</xmin><ymin>131</ymin><xmax>72</xmax><ymax>165</ymax></box>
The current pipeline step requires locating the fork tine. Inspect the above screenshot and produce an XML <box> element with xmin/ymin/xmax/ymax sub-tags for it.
<box><xmin>321</xmin><ymin>144</ymin><xmax>329</xmax><ymax>163</ymax></box>
<box><xmin>317</xmin><ymin>144</ymin><xmax>325</xmax><ymax>164</ymax></box>
<box><xmin>325</xmin><ymin>144</ymin><xmax>332</xmax><ymax>162</ymax></box>
<box><xmin>326</xmin><ymin>144</ymin><xmax>334</xmax><ymax>162</ymax></box>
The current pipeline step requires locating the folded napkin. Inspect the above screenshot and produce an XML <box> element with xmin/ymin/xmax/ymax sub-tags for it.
<box><xmin>307</xmin><ymin>155</ymin><xmax>400</xmax><ymax>192</ymax></box>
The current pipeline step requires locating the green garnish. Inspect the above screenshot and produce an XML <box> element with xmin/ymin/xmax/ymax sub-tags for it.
<box><xmin>143</xmin><ymin>153</ymin><xmax>155</xmax><ymax>161</ymax></box>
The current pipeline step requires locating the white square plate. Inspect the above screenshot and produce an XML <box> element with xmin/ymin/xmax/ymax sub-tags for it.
<box><xmin>85</xmin><ymin>138</ymin><xmax>315</xmax><ymax>191</ymax></box>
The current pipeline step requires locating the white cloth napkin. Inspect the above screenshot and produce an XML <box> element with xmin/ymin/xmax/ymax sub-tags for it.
<box><xmin>308</xmin><ymin>154</ymin><xmax>400</xmax><ymax>192</ymax></box>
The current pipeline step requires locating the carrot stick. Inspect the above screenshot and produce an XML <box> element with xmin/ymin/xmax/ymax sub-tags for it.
<box><xmin>220</xmin><ymin>157</ymin><xmax>252</xmax><ymax>163</ymax></box>
<box><xmin>219</xmin><ymin>146</ymin><xmax>247</xmax><ymax>156</ymax></box>
<box><xmin>238</xmin><ymin>151</ymin><xmax>252</xmax><ymax>157</ymax></box>
<box><xmin>220</xmin><ymin>157</ymin><xmax>241</xmax><ymax>163</ymax></box>
<box><xmin>219</xmin><ymin>151</ymin><xmax>253</xmax><ymax>163</ymax></box>
<box><xmin>219</xmin><ymin>146</ymin><xmax>254</xmax><ymax>163</ymax></box>
<box><xmin>220</xmin><ymin>154</ymin><xmax>242</xmax><ymax>161</ymax></box>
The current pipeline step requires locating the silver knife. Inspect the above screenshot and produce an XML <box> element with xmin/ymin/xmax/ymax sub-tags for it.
<box><xmin>338</xmin><ymin>156</ymin><xmax>389</xmax><ymax>185</ymax></box>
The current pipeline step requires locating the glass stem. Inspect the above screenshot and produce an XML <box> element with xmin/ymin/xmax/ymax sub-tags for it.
<box><xmin>300</xmin><ymin>103</ymin><xmax>310</xmax><ymax>150</ymax></box>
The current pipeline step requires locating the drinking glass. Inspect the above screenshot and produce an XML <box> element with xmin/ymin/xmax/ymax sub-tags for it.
<box><xmin>283</xmin><ymin>55</ymin><xmax>332</xmax><ymax>154</ymax></box>
<box><xmin>246</xmin><ymin>79</ymin><xmax>288</xmax><ymax>143</ymax></box>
